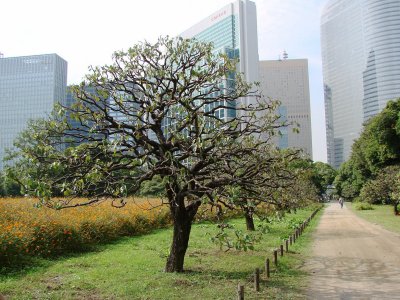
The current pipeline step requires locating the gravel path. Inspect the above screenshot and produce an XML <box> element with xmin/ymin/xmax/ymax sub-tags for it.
<box><xmin>305</xmin><ymin>203</ymin><xmax>400</xmax><ymax>299</ymax></box>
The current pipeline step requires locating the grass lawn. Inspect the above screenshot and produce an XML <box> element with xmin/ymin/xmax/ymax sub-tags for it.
<box><xmin>0</xmin><ymin>206</ymin><xmax>322</xmax><ymax>300</ymax></box>
<box><xmin>349</xmin><ymin>203</ymin><xmax>400</xmax><ymax>234</ymax></box>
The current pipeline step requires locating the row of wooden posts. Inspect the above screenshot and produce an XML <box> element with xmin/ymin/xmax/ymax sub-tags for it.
<box><xmin>236</xmin><ymin>208</ymin><xmax>320</xmax><ymax>300</ymax></box>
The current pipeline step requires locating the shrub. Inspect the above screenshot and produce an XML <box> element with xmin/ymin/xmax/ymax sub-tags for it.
<box><xmin>0</xmin><ymin>197</ymin><xmax>171</xmax><ymax>265</ymax></box>
<box><xmin>353</xmin><ymin>202</ymin><xmax>374</xmax><ymax>210</ymax></box>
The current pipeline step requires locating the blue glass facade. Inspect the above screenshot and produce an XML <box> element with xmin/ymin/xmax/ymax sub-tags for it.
<box><xmin>181</xmin><ymin>0</ymin><xmax>259</xmax><ymax>122</ymax></box>
<box><xmin>0</xmin><ymin>54</ymin><xmax>67</xmax><ymax>169</ymax></box>
<box><xmin>321</xmin><ymin>0</ymin><xmax>400</xmax><ymax>168</ymax></box>
<box><xmin>192</xmin><ymin>15</ymin><xmax>239</xmax><ymax>120</ymax></box>
<box><xmin>194</xmin><ymin>15</ymin><xmax>238</xmax><ymax>51</ymax></box>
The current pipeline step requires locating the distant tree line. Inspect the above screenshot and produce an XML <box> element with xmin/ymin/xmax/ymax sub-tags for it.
<box><xmin>0</xmin><ymin>171</ymin><xmax>20</xmax><ymax>196</ymax></box>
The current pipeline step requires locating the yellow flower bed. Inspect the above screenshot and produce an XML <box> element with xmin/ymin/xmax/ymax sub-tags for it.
<box><xmin>0</xmin><ymin>197</ymin><xmax>170</xmax><ymax>264</ymax></box>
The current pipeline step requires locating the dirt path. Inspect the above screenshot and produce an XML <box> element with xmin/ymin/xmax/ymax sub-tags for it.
<box><xmin>305</xmin><ymin>203</ymin><xmax>400</xmax><ymax>299</ymax></box>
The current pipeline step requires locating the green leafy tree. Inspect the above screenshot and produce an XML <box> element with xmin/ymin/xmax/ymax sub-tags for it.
<box><xmin>7</xmin><ymin>37</ymin><xmax>281</xmax><ymax>272</ymax></box>
<box><xmin>312</xmin><ymin>161</ymin><xmax>337</xmax><ymax>196</ymax></box>
<box><xmin>334</xmin><ymin>99</ymin><xmax>400</xmax><ymax>200</ymax></box>
<box><xmin>334</xmin><ymin>160</ymin><xmax>365</xmax><ymax>199</ymax></box>
<box><xmin>360</xmin><ymin>165</ymin><xmax>400</xmax><ymax>215</ymax></box>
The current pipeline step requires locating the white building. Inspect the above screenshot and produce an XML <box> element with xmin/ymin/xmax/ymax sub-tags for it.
<box><xmin>259</xmin><ymin>58</ymin><xmax>313</xmax><ymax>157</ymax></box>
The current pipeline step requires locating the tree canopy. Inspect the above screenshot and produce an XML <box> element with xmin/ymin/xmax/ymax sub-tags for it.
<box><xmin>334</xmin><ymin>98</ymin><xmax>400</xmax><ymax>201</ymax></box>
<box><xmin>6</xmin><ymin>37</ymin><xmax>287</xmax><ymax>272</ymax></box>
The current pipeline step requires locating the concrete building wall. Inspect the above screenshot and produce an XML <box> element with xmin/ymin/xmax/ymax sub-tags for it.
<box><xmin>259</xmin><ymin>59</ymin><xmax>313</xmax><ymax>158</ymax></box>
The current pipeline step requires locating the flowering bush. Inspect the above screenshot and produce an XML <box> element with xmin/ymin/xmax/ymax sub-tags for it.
<box><xmin>0</xmin><ymin>197</ymin><xmax>170</xmax><ymax>265</ymax></box>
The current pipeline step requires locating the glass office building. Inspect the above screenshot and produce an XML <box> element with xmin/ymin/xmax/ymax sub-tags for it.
<box><xmin>181</xmin><ymin>0</ymin><xmax>259</xmax><ymax>120</ymax></box>
<box><xmin>0</xmin><ymin>54</ymin><xmax>67</xmax><ymax>169</ymax></box>
<box><xmin>321</xmin><ymin>0</ymin><xmax>400</xmax><ymax>168</ymax></box>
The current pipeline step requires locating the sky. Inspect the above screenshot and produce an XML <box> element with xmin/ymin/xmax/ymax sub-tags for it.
<box><xmin>0</xmin><ymin>0</ymin><xmax>328</xmax><ymax>162</ymax></box>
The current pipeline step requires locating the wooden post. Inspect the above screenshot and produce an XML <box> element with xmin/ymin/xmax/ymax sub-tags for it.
<box><xmin>237</xmin><ymin>284</ymin><xmax>244</xmax><ymax>300</ymax></box>
<box><xmin>289</xmin><ymin>235</ymin><xmax>292</xmax><ymax>245</ymax></box>
<box><xmin>265</xmin><ymin>258</ymin><xmax>270</xmax><ymax>278</ymax></box>
<box><xmin>293</xmin><ymin>233</ymin><xmax>296</xmax><ymax>243</ymax></box>
<box><xmin>254</xmin><ymin>268</ymin><xmax>260</xmax><ymax>292</ymax></box>
<box><xmin>280</xmin><ymin>244</ymin><xmax>284</xmax><ymax>256</ymax></box>
<box><xmin>285</xmin><ymin>239</ymin><xmax>289</xmax><ymax>252</ymax></box>
<box><xmin>273</xmin><ymin>249</ymin><xmax>278</xmax><ymax>266</ymax></box>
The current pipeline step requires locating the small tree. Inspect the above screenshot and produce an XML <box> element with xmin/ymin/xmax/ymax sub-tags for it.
<box><xmin>219</xmin><ymin>146</ymin><xmax>301</xmax><ymax>231</ymax></box>
<box><xmin>8</xmin><ymin>37</ymin><xmax>280</xmax><ymax>272</ymax></box>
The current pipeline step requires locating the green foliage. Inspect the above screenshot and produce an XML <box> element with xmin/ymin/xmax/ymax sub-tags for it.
<box><xmin>353</xmin><ymin>202</ymin><xmax>374</xmax><ymax>211</ymax></box>
<box><xmin>334</xmin><ymin>160</ymin><xmax>365</xmax><ymax>199</ymax></box>
<box><xmin>219</xmin><ymin>146</ymin><xmax>310</xmax><ymax>224</ymax></box>
<box><xmin>359</xmin><ymin>165</ymin><xmax>400</xmax><ymax>205</ymax></box>
<box><xmin>312</xmin><ymin>161</ymin><xmax>337</xmax><ymax>196</ymax></box>
<box><xmin>208</xmin><ymin>223</ymin><xmax>262</xmax><ymax>251</ymax></box>
<box><xmin>137</xmin><ymin>175</ymin><xmax>165</xmax><ymax>197</ymax></box>
<box><xmin>4</xmin><ymin>36</ymin><xmax>299</xmax><ymax>272</ymax></box>
<box><xmin>286</xmin><ymin>218</ymin><xmax>304</xmax><ymax>229</ymax></box>
<box><xmin>0</xmin><ymin>171</ymin><xmax>21</xmax><ymax>196</ymax></box>
<box><xmin>334</xmin><ymin>98</ymin><xmax>400</xmax><ymax>200</ymax></box>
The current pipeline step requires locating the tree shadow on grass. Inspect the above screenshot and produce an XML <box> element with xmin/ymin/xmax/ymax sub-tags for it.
<box><xmin>0</xmin><ymin>243</ymin><xmax>101</xmax><ymax>278</ymax></box>
<box><xmin>183</xmin><ymin>268</ymin><xmax>253</xmax><ymax>281</ymax></box>
<box><xmin>0</xmin><ymin>229</ymin><xmax>168</xmax><ymax>278</ymax></box>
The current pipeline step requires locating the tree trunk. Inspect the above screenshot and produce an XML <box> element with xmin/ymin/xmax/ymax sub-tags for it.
<box><xmin>244</xmin><ymin>209</ymin><xmax>255</xmax><ymax>231</ymax></box>
<box><xmin>394</xmin><ymin>201</ymin><xmax>399</xmax><ymax>216</ymax></box>
<box><xmin>165</xmin><ymin>200</ymin><xmax>201</xmax><ymax>272</ymax></box>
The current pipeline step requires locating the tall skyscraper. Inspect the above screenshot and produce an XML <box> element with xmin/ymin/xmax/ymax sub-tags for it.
<box><xmin>321</xmin><ymin>0</ymin><xmax>400</xmax><ymax>168</ymax></box>
<box><xmin>0</xmin><ymin>54</ymin><xmax>67</xmax><ymax>169</ymax></box>
<box><xmin>181</xmin><ymin>0</ymin><xmax>259</xmax><ymax>119</ymax></box>
<box><xmin>259</xmin><ymin>58</ymin><xmax>313</xmax><ymax>157</ymax></box>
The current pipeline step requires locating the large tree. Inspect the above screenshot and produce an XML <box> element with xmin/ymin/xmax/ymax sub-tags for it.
<box><xmin>334</xmin><ymin>98</ymin><xmax>400</xmax><ymax>199</ymax></box>
<box><xmin>7</xmin><ymin>37</ymin><xmax>281</xmax><ymax>272</ymax></box>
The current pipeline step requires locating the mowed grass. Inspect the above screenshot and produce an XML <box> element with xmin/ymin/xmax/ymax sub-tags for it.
<box><xmin>349</xmin><ymin>203</ymin><xmax>400</xmax><ymax>234</ymax></box>
<box><xmin>0</xmin><ymin>206</ymin><xmax>322</xmax><ymax>300</ymax></box>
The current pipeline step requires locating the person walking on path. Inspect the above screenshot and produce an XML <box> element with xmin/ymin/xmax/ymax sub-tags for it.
<box><xmin>339</xmin><ymin>197</ymin><xmax>344</xmax><ymax>208</ymax></box>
